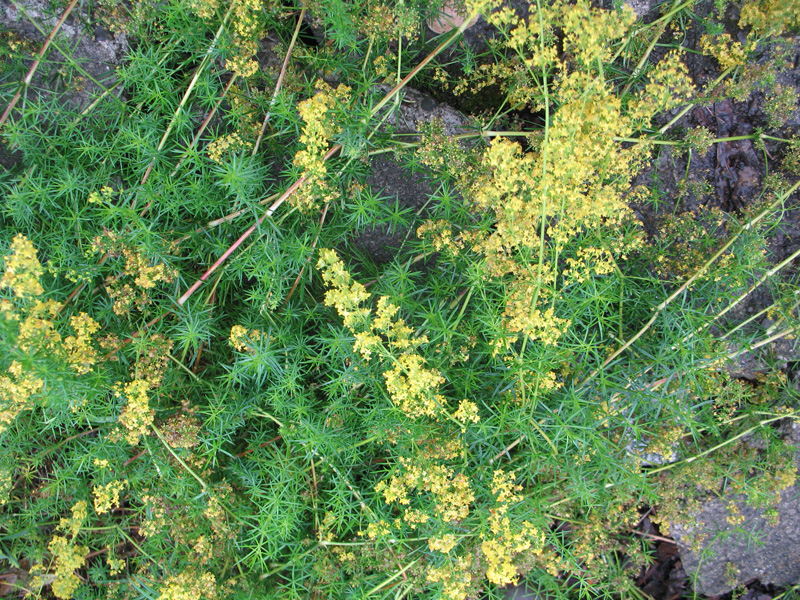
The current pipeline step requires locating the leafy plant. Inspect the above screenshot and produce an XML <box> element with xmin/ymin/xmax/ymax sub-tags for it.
<box><xmin>0</xmin><ymin>0</ymin><xmax>798</xmax><ymax>598</ymax></box>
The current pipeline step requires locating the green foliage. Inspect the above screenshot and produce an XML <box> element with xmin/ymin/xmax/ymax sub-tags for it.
<box><xmin>0</xmin><ymin>0</ymin><xmax>798</xmax><ymax>598</ymax></box>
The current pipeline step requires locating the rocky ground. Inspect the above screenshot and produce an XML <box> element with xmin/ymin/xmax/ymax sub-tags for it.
<box><xmin>0</xmin><ymin>0</ymin><xmax>799</xmax><ymax>597</ymax></box>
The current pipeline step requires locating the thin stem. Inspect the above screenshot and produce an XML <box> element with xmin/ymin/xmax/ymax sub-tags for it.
<box><xmin>365</xmin><ymin>560</ymin><xmax>418</xmax><ymax>597</ymax></box>
<box><xmin>580</xmin><ymin>179</ymin><xmax>800</xmax><ymax>387</ymax></box>
<box><xmin>693</xmin><ymin>245</ymin><xmax>800</xmax><ymax>341</ymax></box>
<box><xmin>138</xmin><ymin>4</ymin><xmax>234</xmax><ymax>188</ymax></box>
<box><xmin>646</xmin><ymin>413</ymin><xmax>795</xmax><ymax>476</ymax></box>
<box><xmin>151</xmin><ymin>425</ymin><xmax>208</xmax><ymax>491</ymax></box>
<box><xmin>252</xmin><ymin>8</ymin><xmax>305</xmax><ymax>156</ymax></box>
<box><xmin>170</xmin><ymin>74</ymin><xmax>239</xmax><ymax>178</ymax></box>
<box><xmin>178</xmin><ymin>13</ymin><xmax>477</xmax><ymax>306</ymax></box>
<box><xmin>177</xmin><ymin>143</ymin><xmax>341</xmax><ymax>305</ymax></box>
<box><xmin>0</xmin><ymin>0</ymin><xmax>81</xmax><ymax>128</ymax></box>
<box><xmin>282</xmin><ymin>202</ymin><xmax>330</xmax><ymax>306</ymax></box>
<box><xmin>658</xmin><ymin>67</ymin><xmax>734</xmax><ymax>135</ymax></box>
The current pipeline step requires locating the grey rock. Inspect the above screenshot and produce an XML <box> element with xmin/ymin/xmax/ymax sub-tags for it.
<box><xmin>0</xmin><ymin>0</ymin><xmax>128</xmax><ymax>113</ymax></box>
<box><xmin>352</xmin><ymin>86</ymin><xmax>471</xmax><ymax>263</ymax></box>
<box><xmin>503</xmin><ymin>581</ymin><xmax>549</xmax><ymax>600</ymax></box>
<box><xmin>624</xmin><ymin>0</ymin><xmax>651</xmax><ymax>19</ymax></box>
<box><xmin>373</xmin><ymin>84</ymin><xmax>471</xmax><ymax>138</ymax></box>
<box><xmin>670</xmin><ymin>456</ymin><xmax>800</xmax><ymax>596</ymax></box>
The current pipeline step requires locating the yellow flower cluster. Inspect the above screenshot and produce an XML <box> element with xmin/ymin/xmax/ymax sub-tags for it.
<box><xmin>561</xmin><ymin>0</ymin><xmax>636</xmax><ymax>65</ymax></box>
<box><xmin>0</xmin><ymin>361</ymin><xmax>44</xmax><ymax>434</ymax></box>
<box><xmin>383</xmin><ymin>354</ymin><xmax>446</xmax><ymax>419</ymax></box>
<box><xmin>562</xmin><ymin>247</ymin><xmax>616</xmax><ymax>285</ymax></box>
<box><xmin>317</xmin><ymin>249</ymin><xmax>371</xmax><ymax>328</ymax></box>
<box><xmin>292</xmin><ymin>81</ymin><xmax>351</xmax><ymax>211</ymax></box>
<box><xmin>416</xmin><ymin>219</ymin><xmax>464</xmax><ymax>256</ymax></box>
<box><xmin>699</xmin><ymin>34</ymin><xmax>749</xmax><ymax>72</ymax></box>
<box><xmin>570</xmin><ymin>504</ymin><xmax>638</xmax><ymax>566</ymax></box>
<box><xmin>93</xmin><ymin>480</ymin><xmax>126</xmax><ymax>514</ymax></box>
<box><xmin>188</xmin><ymin>0</ymin><xmax>262</xmax><ymax>78</ymax></box>
<box><xmin>429</xmin><ymin>0</ymin><xmax>691</xmax><ymax>360</ymax></box>
<box><xmin>451</xmin><ymin>399</ymin><xmax>480</xmax><ymax>425</ymax></box>
<box><xmin>1</xmin><ymin>234</ymin><xmax>44</xmax><ymax>298</ymax></box>
<box><xmin>358</xmin><ymin>1</ymin><xmax>419</xmax><ymax>41</ymax></box>
<box><xmin>59</xmin><ymin>500</ymin><xmax>88</xmax><ymax>538</ymax></box>
<box><xmin>116</xmin><ymin>379</ymin><xmax>154</xmax><ymax>445</ymax></box>
<box><xmin>428</xmin><ymin>533</ymin><xmax>458</xmax><ymax>553</ymax></box>
<box><xmin>64</xmin><ymin>313</ymin><xmax>101</xmax><ymax>375</ymax></box>
<box><xmin>0</xmin><ymin>239</ymin><xmax>103</xmax><ymax>429</ymax></box>
<box><xmin>107</xmin><ymin>556</ymin><xmax>125</xmax><ymax>576</ymax></box>
<box><xmin>87</xmin><ymin>186</ymin><xmax>114</xmax><ymax>205</ymax></box>
<box><xmin>628</xmin><ymin>51</ymin><xmax>695</xmax><ymax>126</ymax></box>
<box><xmin>91</xmin><ymin>231</ymin><xmax>175</xmax><ymax>316</ymax></box>
<box><xmin>426</xmin><ymin>556</ymin><xmax>473</xmax><ymax>600</ymax></box>
<box><xmin>46</xmin><ymin>535</ymin><xmax>89</xmax><ymax>599</ymax></box>
<box><xmin>227</xmin><ymin>0</ymin><xmax>263</xmax><ymax>78</ymax></box>
<box><xmin>131</xmin><ymin>333</ymin><xmax>174</xmax><ymax>387</ymax></box>
<box><xmin>375</xmin><ymin>457</ymin><xmax>475</xmax><ymax>523</ymax></box>
<box><xmin>207</xmin><ymin>131</ymin><xmax>248</xmax><ymax>164</ymax></box>
<box><xmin>206</xmin><ymin>86</ymin><xmax>266</xmax><ymax>163</ymax></box>
<box><xmin>16</xmin><ymin>299</ymin><xmax>63</xmax><ymax>353</ymax></box>
<box><xmin>414</xmin><ymin>119</ymin><xmax>482</xmax><ymax>193</ymax></box>
<box><xmin>229</xmin><ymin>324</ymin><xmax>263</xmax><ymax>352</ymax></box>
<box><xmin>188</xmin><ymin>0</ymin><xmax>218</xmax><ymax>20</ymax></box>
<box><xmin>318</xmin><ymin>249</ymin><xmax>465</xmax><ymax>420</ymax></box>
<box><xmin>158</xmin><ymin>569</ymin><xmax>217</xmax><ymax>600</ymax></box>
<box><xmin>0</xmin><ymin>467</ymin><xmax>12</xmax><ymax>506</ymax></box>
<box><xmin>738</xmin><ymin>0</ymin><xmax>800</xmax><ymax>37</ymax></box>
<box><xmin>480</xmin><ymin>470</ymin><xmax>544</xmax><ymax>586</ymax></box>
<box><xmin>30</xmin><ymin>501</ymin><xmax>91</xmax><ymax>599</ymax></box>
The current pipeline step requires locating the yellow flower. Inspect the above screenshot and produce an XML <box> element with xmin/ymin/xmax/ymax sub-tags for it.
<box><xmin>93</xmin><ymin>480</ymin><xmax>126</xmax><ymax>515</ymax></box>
<box><xmin>0</xmin><ymin>361</ymin><xmax>44</xmax><ymax>434</ymax></box>
<box><xmin>383</xmin><ymin>354</ymin><xmax>446</xmax><ymax>419</ymax></box>
<box><xmin>1</xmin><ymin>234</ymin><xmax>44</xmax><ymax>298</ymax></box>
<box><xmin>452</xmin><ymin>400</ymin><xmax>480</xmax><ymax>425</ymax></box>
<box><xmin>158</xmin><ymin>569</ymin><xmax>217</xmax><ymax>600</ymax></box>
<box><xmin>428</xmin><ymin>533</ymin><xmax>458</xmax><ymax>553</ymax></box>
<box><xmin>58</xmin><ymin>501</ymin><xmax>88</xmax><ymax>538</ymax></box>
<box><xmin>426</xmin><ymin>556</ymin><xmax>473</xmax><ymax>600</ymax></box>
<box><xmin>64</xmin><ymin>313</ymin><xmax>100</xmax><ymax>374</ymax></box>
<box><xmin>47</xmin><ymin>535</ymin><xmax>88</xmax><ymax>599</ymax></box>
<box><xmin>117</xmin><ymin>379</ymin><xmax>154</xmax><ymax>445</ymax></box>
<box><xmin>480</xmin><ymin>470</ymin><xmax>545</xmax><ymax>586</ymax></box>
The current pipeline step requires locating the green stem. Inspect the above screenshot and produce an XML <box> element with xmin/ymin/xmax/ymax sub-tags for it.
<box><xmin>646</xmin><ymin>413</ymin><xmax>796</xmax><ymax>476</ymax></box>
<box><xmin>581</xmin><ymin>179</ymin><xmax>800</xmax><ymax>388</ymax></box>
<box><xmin>151</xmin><ymin>425</ymin><xmax>208</xmax><ymax>491</ymax></box>
<box><xmin>658</xmin><ymin>67</ymin><xmax>734</xmax><ymax>135</ymax></box>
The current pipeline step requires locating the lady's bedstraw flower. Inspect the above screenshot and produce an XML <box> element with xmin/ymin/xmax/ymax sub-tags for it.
<box><xmin>428</xmin><ymin>533</ymin><xmax>458</xmax><ymax>553</ymax></box>
<box><xmin>116</xmin><ymin>379</ymin><xmax>154</xmax><ymax>445</ymax></box>
<box><xmin>158</xmin><ymin>569</ymin><xmax>217</xmax><ymax>600</ymax></box>
<box><xmin>0</xmin><ymin>361</ymin><xmax>44</xmax><ymax>434</ymax></box>
<box><xmin>64</xmin><ymin>313</ymin><xmax>101</xmax><ymax>374</ymax></box>
<box><xmin>229</xmin><ymin>325</ymin><xmax>262</xmax><ymax>352</ymax></box>
<box><xmin>480</xmin><ymin>470</ymin><xmax>545</xmax><ymax>585</ymax></box>
<box><xmin>317</xmin><ymin>249</ymin><xmax>371</xmax><ymax>328</ymax></box>
<box><xmin>46</xmin><ymin>535</ymin><xmax>88</xmax><ymax>599</ymax></box>
<box><xmin>292</xmin><ymin>81</ymin><xmax>351</xmax><ymax>211</ymax></box>
<box><xmin>1</xmin><ymin>234</ymin><xmax>44</xmax><ymax>299</ymax></box>
<box><xmin>93</xmin><ymin>480</ymin><xmax>126</xmax><ymax>514</ymax></box>
<box><xmin>452</xmin><ymin>400</ymin><xmax>480</xmax><ymax>425</ymax></box>
<box><xmin>383</xmin><ymin>355</ymin><xmax>446</xmax><ymax>419</ymax></box>
<box><xmin>317</xmin><ymin>249</ymin><xmax>456</xmax><ymax>420</ymax></box>
<box><xmin>426</xmin><ymin>555</ymin><xmax>473</xmax><ymax>600</ymax></box>
<box><xmin>91</xmin><ymin>231</ymin><xmax>175</xmax><ymax>317</ymax></box>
